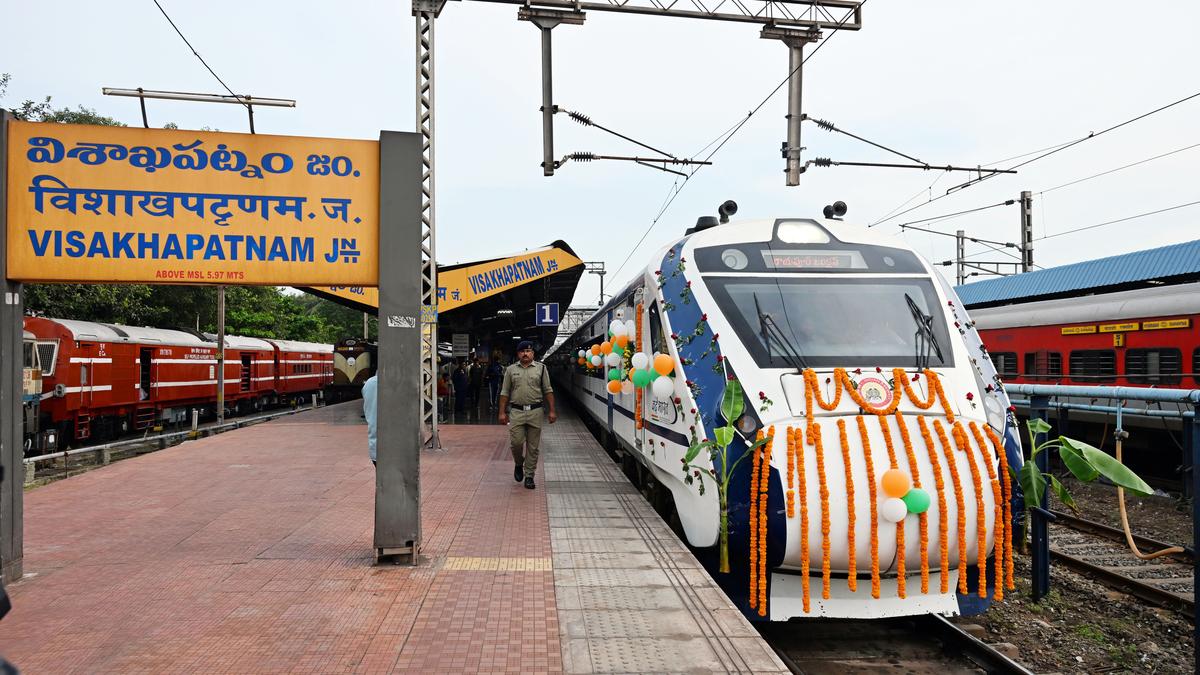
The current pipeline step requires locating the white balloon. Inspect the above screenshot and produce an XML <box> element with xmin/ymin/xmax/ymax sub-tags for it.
<box><xmin>577</xmin><ymin>350</ymin><xmax>585</xmax><ymax>359</ymax></box>
<box><xmin>631</xmin><ymin>352</ymin><xmax>649</xmax><ymax>370</ymax></box>
<box><xmin>621</xmin><ymin>379</ymin><xmax>635</xmax><ymax>395</ymax></box>
<box><xmin>651</xmin><ymin>376</ymin><xmax>674</xmax><ymax>399</ymax></box>
<box><xmin>880</xmin><ymin>497</ymin><xmax>908</xmax><ymax>523</ymax></box>
<box><xmin>625</xmin><ymin>319</ymin><xmax>637</xmax><ymax>337</ymax></box>
<box><xmin>605</xmin><ymin>352</ymin><xmax>622</xmax><ymax>367</ymax></box>
<box><xmin>610</xmin><ymin>319</ymin><xmax>627</xmax><ymax>337</ymax></box>
<box><xmin>590</xmin><ymin>354</ymin><xmax>602</xmax><ymax>367</ymax></box>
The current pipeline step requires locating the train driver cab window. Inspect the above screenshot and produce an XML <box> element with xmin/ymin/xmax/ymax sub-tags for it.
<box><xmin>1125</xmin><ymin>348</ymin><xmax>1182</xmax><ymax>385</ymax></box>
<box><xmin>1023</xmin><ymin>351</ymin><xmax>1062</xmax><ymax>380</ymax></box>
<box><xmin>648</xmin><ymin>302</ymin><xmax>667</xmax><ymax>357</ymax></box>
<box><xmin>990</xmin><ymin>352</ymin><xmax>1018</xmax><ymax>378</ymax></box>
<box><xmin>37</xmin><ymin>342</ymin><xmax>58</xmax><ymax>376</ymax></box>
<box><xmin>1069</xmin><ymin>349</ymin><xmax>1116</xmax><ymax>383</ymax></box>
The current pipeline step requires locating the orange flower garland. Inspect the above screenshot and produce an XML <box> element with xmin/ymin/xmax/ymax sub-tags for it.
<box><xmin>836</xmin><ymin>419</ymin><xmax>857</xmax><ymax>592</ymax></box>
<box><xmin>895</xmin><ymin>411</ymin><xmax>929</xmax><ymax>595</ymax></box>
<box><xmin>749</xmin><ymin>430</ymin><xmax>761</xmax><ymax>610</ymax></box>
<box><xmin>855</xmin><ymin>415</ymin><xmax>881</xmax><ymax>599</ymax></box>
<box><xmin>933</xmin><ymin>419</ymin><xmax>969</xmax><ymax>595</ymax></box>
<box><xmin>877</xmin><ymin>415</ymin><xmax>906</xmax><ymax>598</ymax></box>
<box><xmin>796</xmin><ymin>425</ymin><xmax>811</xmax><ymax>613</ymax></box>
<box><xmin>984</xmin><ymin>425</ymin><xmax>1016</xmax><ymax>591</ymax></box>
<box><xmin>786</xmin><ymin>424</ymin><xmax>796</xmax><ymax>518</ymax></box>
<box><xmin>759</xmin><ymin>427</ymin><xmax>770</xmax><ymax>615</ymax></box>
<box><xmin>970</xmin><ymin>421</ymin><xmax>1005</xmax><ymax>601</ymax></box>
<box><xmin>813</xmin><ymin>423</ymin><xmax>832</xmax><ymax>600</ymax></box>
<box><xmin>839</xmin><ymin>369</ymin><xmax>902</xmax><ymax>416</ymax></box>
<box><xmin>803</xmin><ymin>369</ymin><xmax>843</xmax><ymax>446</ymax></box>
<box><xmin>917</xmin><ymin>416</ymin><xmax>950</xmax><ymax>593</ymax></box>
<box><xmin>954</xmin><ymin>422</ymin><xmax>989</xmax><ymax>598</ymax></box>
<box><xmin>894</xmin><ymin>368</ymin><xmax>937</xmax><ymax>409</ymax></box>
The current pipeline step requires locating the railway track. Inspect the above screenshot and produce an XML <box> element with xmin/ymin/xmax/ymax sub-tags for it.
<box><xmin>1049</xmin><ymin>509</ymin><xmax>1195</xmax><ymax>619</ymax></box>
<box><xmin>760</xmin><ymin>614</ymin><xmax>1033</xmax><ymax>674</ymax></box>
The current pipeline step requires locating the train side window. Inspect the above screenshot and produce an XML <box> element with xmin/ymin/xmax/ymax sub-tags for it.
<box><xmin>1125</xmin><ymin>348</ymin><xmax>1182</xmax><ymax>385</ymax></box>
<box><xmin>990</xmin><ymin>352</ymin><xmax>1018</xmax><ymax>378</ymax></box>
<box><xmin>37</xmin><ymin>342</ymin><xmax>58</xmax><ymax>376</ymax></box>
<box><xmin>1069</xmin><ymin>349</ymin><xmax>1116</xmax><ymax>383</ymax></box>
<box><xmin>648</xmin><ymin>302</ymin><xmax>667</xmax><ymax>356</ymax></box>
<box><xmin>1023</xmin><ymin>351</ymin><xmax>1062</xmax><ymax>380</ymax></box>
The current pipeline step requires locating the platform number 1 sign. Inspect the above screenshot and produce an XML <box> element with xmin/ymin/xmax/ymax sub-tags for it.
<box><xmin>535</xmin><ymin>303</ymin><xmax>560</xmax><ymax>326</ymax></box>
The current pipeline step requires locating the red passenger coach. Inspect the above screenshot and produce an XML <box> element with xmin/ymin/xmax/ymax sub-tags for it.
<box><xmin>24</xmin><ymin>317</ymin><xmax>334</xmax><ymax>449</ymax></box>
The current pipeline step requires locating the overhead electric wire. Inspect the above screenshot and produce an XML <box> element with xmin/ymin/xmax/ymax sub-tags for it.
<box><xmin>609</xmin><ymin>1</ymin><xmax>866</xmax><ymax>281</ymax></box>
<box><xmin>1039</xmin><ymin>141</ymin><xmax>1200</xmax><ymax>195</ymax></box>
<box><xmin>1037</xmin><ymin>199</ymin><xmax>1200</xmax><ymax>241</ymax></box>
<box><xmin>151</xmin><ymin>0</ymin><xmax>249</xmax><ymax>110</ymax></box>
<box><xmin>870</xmin><ymin>88</ymin><xmax>1200</xmax><ymax>228</ymax></box>
<box><xmin>892</xmin><ymin>200</ymin><xmax>1014</xmax><ymax>230</ymax></box>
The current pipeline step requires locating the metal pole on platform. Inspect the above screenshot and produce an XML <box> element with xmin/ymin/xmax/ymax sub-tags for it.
<box><xmin>0</xmin><ymin>110</ymin><xmax>24</xmax><ymax>583</ymax></box>
<box><xmin>416</xmin><ymin>0</ymin><xmax>444</xmax><ymax>451</ymax></box>
<box><xmin>955</xmin><ymin>229</ymin><xmax>966</xmax><ymax>285</ymax></box>
<box><xmin>1030</xmin><ymin>394</ymin><xmax>1050</xmax><ymax>600</ymax></box>
<box><xmin>216</xmin><ymin>286</ymin><xmax>225</xmax><ymax>424</ymax></box>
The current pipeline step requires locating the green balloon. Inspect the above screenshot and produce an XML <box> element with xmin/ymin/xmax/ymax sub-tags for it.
<box><xmin>632</xmin><ymin>370</ymin><xmax>651</xmax><ymax>388</ymax></box>
<box><xmin>648</xmin><ymin>369</ymin><xmax>660</xmax><ymax>381</ymax></box>
<box><xmin>608</xmin><ymin>368</ymin><xmax>622</xmax><ymax>381</ymax></box>
<box><xmin>612</xmin><ymin>344</ymin><xmax>625</xmax><ymax>356</ymax></box>
<box><xmin>902</xmin><ymin>488</ymin><xmax>931</xmax><ymax>514</ymax></box>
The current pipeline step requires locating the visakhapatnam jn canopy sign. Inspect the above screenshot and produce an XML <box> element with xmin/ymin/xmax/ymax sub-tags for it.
<box><xmin>5</xmin><ymin>120</ymin><xmax>378</xmax><ymax>285</ymax></box>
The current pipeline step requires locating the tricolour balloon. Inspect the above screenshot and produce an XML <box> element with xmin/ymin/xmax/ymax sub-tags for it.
<box><xmin>631</xmin><ymin>352</ymin><xmax>649</xmax><ymax>370</ymax></box>
<box><xmin>577</xmin><ymin>357</ymin><xmax>585</xmax><ymax>365</ymax></box>
<box><xmin>610</xmin><ymin>319</ymin><xmax>626</xmax><ymax>337</ymax></box>
<box><xmin>901</xmin><ymin>488</ymin><xmax>931</xmax><ymax>515</ymax></box>
<box><xmin>612</xmin><ymin>343</ymin><xmax>625</xmax><ymax>356</ymax></box>
<box><xmin>608</xmin><ymin>368</ymin><xmax>621</xmax><ymax>381</ymax></box>
<box><xmin>621</xmin><ymin>379</ymin><xmax>634</xmax><ymax>395</ymax></box>
<box><xmin>590</xmin><ymin>354</ymin><xmax>602</xmax><ymax>367</ymax></box>
<box><xmin>625</xmin><ymin>319</ymin><xmax>636</xmax><ymax>337</ymax></box>
<box><xmin>651</xmin><ymin>376</ymin><xmax>674</xmax><ymax>398</ymax></box>
<box><xmin>605</xmin><ymin>352</ymin><xmax>621</xmax><ymax>367</ymax></box>
<box><xmin>653</xmin><ymin>353</ymin><xmax>674</xmax><ymax>376</ymax></box>
<box><xmin>600</xmin><ymin>341</ymin><xmax>612</xmax><ymax>355</ymax></box>
<box><xmin>632</xmin><ymin>369</ymin><xmax>651</xmax><ymax>388</ymax></box>
<box><xmin>606</xmin><ymin>379</ymin><xmax>622</xmax><ymax>394</ymax></box>
<box><xmin>880</xmin><ymin>497</ymin><xmax>908</xmax><ymax>523</ymax></box>
<box><xmin>590</xmin><ymin>345</ymin><xmax>601</xmax><ymax>356</ymax></box>
<box><xmin>614</xmin><ymin>334</ymin><xmax>629</xmax><ymax>349</ymax></box>
<box><xmin>881</xmin><ymin>469</ymin><xmax>912</xmax><ymax>499</ymax></box>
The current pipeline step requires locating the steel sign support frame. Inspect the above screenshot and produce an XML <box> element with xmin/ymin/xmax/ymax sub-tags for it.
<box><xmin>0</xmin><ymin>110</ymin><xmax>24</xmax><ymax>583</ymax></box>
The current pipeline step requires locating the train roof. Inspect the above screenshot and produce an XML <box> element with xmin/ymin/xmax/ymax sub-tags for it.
<box><xmin>970</xmin><ymin>280</ymin><xmax>1200</xmax><ymax>330</ymax></box>
<box><xmin>956</xmin><ymin>238</ymin><xmax>1200</xmax><ymax>309</ymax></box>
<box><xmin>222</xmin><ymin>335</ymin><xmax>275</xmax><ymax>350</ymax></box>
<box><xmin>268</xmin><ymin>339</ymin><xmax>334</xmax><ymax>354</ymax></box>
<box><xmin>35</xmin><ymin>318</ymin><xmax>213</xmax><ymax>347</ymax></box>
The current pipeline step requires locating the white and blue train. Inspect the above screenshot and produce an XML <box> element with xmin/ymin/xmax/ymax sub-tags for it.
<box><xmin>547</xmin><ymin>207</ymin><xmax>1025</xmax><ymax>621</ymax></box>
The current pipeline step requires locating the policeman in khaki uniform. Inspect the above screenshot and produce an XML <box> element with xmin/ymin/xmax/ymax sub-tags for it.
<box><xmin>498</xmin><ymin>340</ymin><xmax>557</xmax><ymax>489</ymax></box>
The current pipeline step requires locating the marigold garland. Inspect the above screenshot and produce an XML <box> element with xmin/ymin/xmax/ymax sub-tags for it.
<box><xmin>749</xmin><ymin>429</ymin><xmax>761</xmax><ymax>610</ymax></box>
<box><xmin>984</xmin><ymin>425</ymin><xmax>1016</xmax><ymax>591</ymax></box>
<box><xmin>969</xmin><ymin>421</ymin><xmax>1005</xmax><ymax>601</ymax></box>
<box><xmin>894</xmin><ymin>368</ymin><xmax>937</xmax><ymax>409</ymax></box>
<box><xmin>813</xmin><ymin>423</ymin><xmax>832</xmax><ymax>600</ymax></box>
<box><xmin>786</xmin><ymin>424</ymin><xmax>796</xmax><ymax>518</ymax></box>
<box><xmin>954</xmin><ymin>422</ymin><xmax>988</xmax><ymax>598</ymax></box>
<box><xmin>917</xmin><ymin>416</ymin><xmax>950</xmax><ymax>593</ymax></box>
<box><xmin>933</xmin><ymin>419</ymin><xmax>969</xmax><ymax>595</ymax></box>
<box><xmin>895</xmin><ymin>411</ymin><xmax>929</xmax><ymax>595</ymax></box>
<box><xmin>876</xmin><ymin>415</ymin><xmax>906</xmax><ymax>598</ymax></box>
<box><xmin>803</xmin><ymin>369</ymin><xmax>843</xmax><ymax>446</ymax></box>
<box><xmin>797</xmin><ymin>424</ymin><xmax>811</xmax><ymax>613</ymax></box>
<box><xmin>856</xmin><ymin>416</ymin><xmax>881</xmax><ymax>599</ymax></box>
<box><xmin>759</xmin><ymin>426</ymin><xmax>770</xmax><ymax>615</ymax></box>
<box><xmin>836</xmin><ymin>419</ymin><xmax>857</xmax><ymax>592</ymax></box>
<box><xmin>839</xmin><ymin>369</ymin><xmax>901</xmax><ymax>416</ymax></box>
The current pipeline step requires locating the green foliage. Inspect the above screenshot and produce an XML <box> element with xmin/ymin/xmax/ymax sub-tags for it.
<box><xmin>1018</xmin><ymin>419</ymin><xmax>1154</xmax><ymax>515</ymax></box>
<box><xmin>720</xmin><ymin>378</ymin><xmax>744</xmax><ymax>422</ymax></box>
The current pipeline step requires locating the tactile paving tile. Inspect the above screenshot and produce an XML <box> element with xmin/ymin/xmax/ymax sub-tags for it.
<box><xmin>569</xmin><ymin>567</ymin><xmax>674</xmax><ymax>587</ymax></box>
<box><xmin>588</xmin><ymin>637</ymin><xmax>722</xmax><ymax>673</ymax></box>
<box><xmin>577</xmin><ymin>586</ymin><xmax>688</xmax><ymax>611</ymax></box>
<box><xmin>583</xmin><ymin>609</ymin><xmax>703</xmax><ymax>638</ymax></box>
<box><xmin>442</xmin><ymin>556</ymin><xmax>552</xmax><ymax>571</ymax></box>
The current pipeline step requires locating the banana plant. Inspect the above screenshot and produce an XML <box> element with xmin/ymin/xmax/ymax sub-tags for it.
<box><xmin>1017</xmin><ymin>417</ymin><xmax>1153</xmax><ymax>515</ymax></box>
<box><xmin>681</xmin><ymin>378</ymin><xmax>772</xmax><ymax>573</ymax></box>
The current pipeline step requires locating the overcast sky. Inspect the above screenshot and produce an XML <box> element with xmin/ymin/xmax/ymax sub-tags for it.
<box><xmin>4</xmin><ymin>1</ymin><xmax>1198</xmax><ymax>306</ymax></box>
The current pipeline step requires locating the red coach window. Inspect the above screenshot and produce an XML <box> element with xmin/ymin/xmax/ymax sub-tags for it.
<box><xmin>1069</xmin><ymin>349</ymin><xmax>1116</xmax><ymax>383</ymax></box>
<box><xmin>1024</xmin><ymin>351</ymin><xmax>1062</xmax><ymax>381</ymax></box>
<box><xmin>990</xmin><ymin>352</ymin><xmax>1019</xmax><ymax>378</ymax></box>
<box><xmin>1125</xmin><ymin>348</ymin><xmax>1182</xmax><ymax>386</ymax></box>
<box><xmin>1195</xmin><ymin>348</ymin><xmax>1200</xmax><ymax>386</ymax></box>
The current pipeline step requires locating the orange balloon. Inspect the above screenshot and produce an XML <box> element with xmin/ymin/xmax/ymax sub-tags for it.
<box><xmin>628</xmin><ymin>367</ymin><xmax>637</xmax><ymax>380</ymax></box>
<box><xmin>881</xmin><ymin>469</ymin><xmax>912</xmax><ymax>498</ymax></box>
<box><xmin>601</xmin><ymin>341</ymin><xmax>613</xmax><ymax>355</ymax></box>
<box><xmin>606</xmin><ymin>379</ymin><xmax>622</xmax><ymax>394</ymax></box>
<box><xmin>615</xmin><ymin>334</ymin><xmax>629</xmax><ymax>349</ymax></box>
<box><xmin>653</xmin><ymin>353</ymin><xmax>674</xmax><ymax>376</ymax></box>
<box><xmin>590</xmin><ymin>345</ymin><xmax>601</xmax><ymax>356</ymax></box>
<box><xmin>578</xmin><ymin>357</ymin><xmax>586</xmax><ymax>365</ymax></box>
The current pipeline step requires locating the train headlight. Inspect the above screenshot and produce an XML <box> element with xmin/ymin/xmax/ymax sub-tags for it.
<box><xmin>776</xmin><ymin>220</ymin><xmax>831</xmax><ymax>244</ymax></box>
<box><xmin>735</xmin><ymin>414</ymin><xmax>759</xmax><ymax>435</ymax></box>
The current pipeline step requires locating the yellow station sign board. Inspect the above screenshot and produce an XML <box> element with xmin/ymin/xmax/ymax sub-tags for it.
<box><xmin>1142</xmin><ymin>318</ymin><xmax>1191</xmax><ymax>331</ymax></box>
<box><xmin>1061</xmin><ymin>325</ymin><xmax>1097</xmax><ymax>335</ymax></box>
<box><xmin>5</xmin><ymin>121</ymin><xmax>378</xmax><ymax>285</ymax></box>
<box><xmin>319</xmin><ymin>246</ymin><xmax>583</xmax><ymax>313</ymax></box>
<box><xmin>1099</xmin><ymin>322</ymin><xmax>1139</xmax><ymax>333</ymax></box>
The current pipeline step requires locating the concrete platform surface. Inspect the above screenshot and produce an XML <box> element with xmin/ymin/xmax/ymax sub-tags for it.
<box><xmin>0</xmin><ymin>402</ymin><xmax>784</xmax><ymax>674</ymax></box>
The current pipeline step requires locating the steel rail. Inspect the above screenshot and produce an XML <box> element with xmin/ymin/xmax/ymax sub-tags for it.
<box><xmin>1050</xmin><ymin>549</ymin><xmax>1195</xmax><ymax>619</ymax></box>
<box><xmin>917</xmin><ymin>614</ymin><xmax>1036</xmax><ymax>675</ymax></box>
<box><xmin>1050</xmin><ymin>509</ymin><xmax>1195</xmax><ymax>562</ymax></box>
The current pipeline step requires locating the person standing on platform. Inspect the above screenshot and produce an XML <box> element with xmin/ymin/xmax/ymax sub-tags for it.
<box><xmin>486</xmin><ymin>358</ymin><xmax>504</xmax><ymax>410</ymax></box>
<box><xmin>498</xmin><ymin>341</ymin><xmax>556</xmax><ymax>489</ymax></box>
<box><xmin>468</xmin><ymin>357</ymin><xmax>484</xmax><ymax>412</ymax></box>
<box><xmin>451</xmin><ymin>362</ymin><xmax>468</xmax><ymax>414</ymax></box>
<box><xmin>362</xmin><ymin>374</ymin><xmax>378</xmax><ymax>467</ymax></box>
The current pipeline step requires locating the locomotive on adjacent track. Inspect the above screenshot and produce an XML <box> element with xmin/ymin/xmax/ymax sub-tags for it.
<box><xmin>548</xmin><ymin>211</ymin><xmax>1024</xmax><ymax>621</ymax></box>
<box><xmin>330</xmin><ymin>337</ymin><xmax>377</xmax><ymax>401</ymax></box>
<box><xmin>23</xmin><ymin>317</ymin><xmax>333</xmax><ymax>453</ymax></box>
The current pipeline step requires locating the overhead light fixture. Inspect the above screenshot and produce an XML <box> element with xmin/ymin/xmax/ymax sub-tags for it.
<box><xmin>496</xmin><ymin>309</ymin><xmax>514</xmax><ymax>316</ymax></box>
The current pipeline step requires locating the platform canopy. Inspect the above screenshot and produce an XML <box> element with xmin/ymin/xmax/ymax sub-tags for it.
<box><xmin>301</xmin><ymin>240</ymin><xmax>584</xmax><ymax>357</ymax></box>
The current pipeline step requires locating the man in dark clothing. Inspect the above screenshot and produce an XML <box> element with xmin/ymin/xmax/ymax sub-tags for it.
<box><xmin>485</xmin><ymin>359</ymin><xmax>504</xmax><ymax>410</ymax></box>
<box><xmin>451</xmin><ymin>362</ymin><xmax>468</xmax><ymax>413</ymax></box>
<box><xmin>468</xmin><ymin>358</ymin><xmax>484</xmax><ymax>412</ymax></box>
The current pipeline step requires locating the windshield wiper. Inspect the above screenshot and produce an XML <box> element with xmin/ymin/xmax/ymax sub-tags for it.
<box><xmin>905</xmin><ymin>293</ymin><xmax>944</xmax><ymax>370</ymax></box>
<box><xmin>754</xmin><ymin>292</ymin><xmax>808</xmax><ymax>372</ymax></box>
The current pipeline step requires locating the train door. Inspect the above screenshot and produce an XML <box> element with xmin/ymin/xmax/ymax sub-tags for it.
<box><xmin>240</xmin><ymin>353</ymin><xmax>252</xmax><ymax>392</ymax></box>
<box><xmin>139</xmin><ymin>348</ymin><xmax>153</xmax><ymax>401</ymax></box>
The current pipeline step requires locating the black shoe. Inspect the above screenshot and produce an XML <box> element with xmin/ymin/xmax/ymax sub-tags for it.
<box><xmin>524</xmin><ymin>476</ymin><xmax>535</xmax><ymax>490</ymax></box>
<box><xmin>514</xmin><ymin>463</ymin><xmax>524</xmax><ymax>482</ymax></box>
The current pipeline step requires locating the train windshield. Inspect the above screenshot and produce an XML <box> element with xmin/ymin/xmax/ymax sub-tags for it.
<box><xmin>24</xmin><ymin>341</ymin><xmax>38</xmax><ymax>369</ymax></box>
<box><xmin>705</xmin><ymin>277</ymin><xmax>954</xmax><ymax>368</ymax></box>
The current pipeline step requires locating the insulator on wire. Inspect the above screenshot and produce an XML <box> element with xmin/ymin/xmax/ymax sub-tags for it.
<box><xmin>566</xmin><ymin>110</ymin><xmax>593</xmax><ymax>126</ymax></box>
<box><xmin>813</xmin><ymin>157</ymin><xmax>833</xmax><ymax>167</ymax></box>
<box><xmin>813</xmin><ymin>117</ymin><xmax>836</xmax><ymax>132</ymax></box>
<box><xmin>568</xmin><ymin>152</ymin><xmax>595</xmax><ymax>162</ymax></box>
